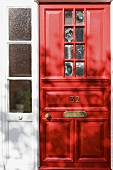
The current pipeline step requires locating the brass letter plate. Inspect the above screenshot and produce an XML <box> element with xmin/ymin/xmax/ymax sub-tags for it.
<box><xmin>64</xmin><ymin>111</ymin><xmax>87</xmax><ymax>118</ymax></box>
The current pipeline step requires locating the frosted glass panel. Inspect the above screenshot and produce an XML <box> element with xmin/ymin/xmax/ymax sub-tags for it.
<box><xmin>65</xmin><ymin>11</ymin><xmax>73</xmax><ymax>25</ymax></box>
<box><xmin>76</xmin><ymin>62</ymin><xmax>84</xmax><ymax>76</ymax></box>
<box><xmin>76</xmin><ymin>45</ymin><xmax>84</xmax><ymax>59</ymax></box>
<box><xmin>9</xmin><ymin>80</ymin><xmax>32</xmax><ymax>113</ymax></box>
<box><xmin>9</xmin><ymin>8</ymin><xmax>31</xmax><ymax>40</ymax></box>
<box><xmin>76</xmin><ymin>11</ymin><xmax>84</xmax><ymax>24</ymax></box>
<box><xmin>9</xmin><ymin>44</ymin><xmax>31</xmax><ymax>77</ymax></box>
<box><xmin>65</xmin><ymin>62</ymin><xmax>73</xmax><ymax>76</ymax></box>
<box><xmin>65</xmin><ymin>45</ymin><xmax>73</xmax><ymax>59</ymax></box>
<box><xmin>76</xmin><ymin>28</ymin><xmax>84</xmax><ymax>42</ymax></box>
<box><xmin>65</xmin><ymin>28</ymin><xmax>73</xmax><ymax>42</ymax></box>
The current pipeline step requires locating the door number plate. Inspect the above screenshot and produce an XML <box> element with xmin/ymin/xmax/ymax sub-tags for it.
<box><xmin>64</xmin><ymin>111</ymin><xmax>87</xmax><ymax>118</ymax></box>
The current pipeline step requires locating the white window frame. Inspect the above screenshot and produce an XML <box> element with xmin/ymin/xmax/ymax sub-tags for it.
<box><xmin>0</xmin><ymin>0</ymin><xmax>39</xmax><ymax>170</ymax></box>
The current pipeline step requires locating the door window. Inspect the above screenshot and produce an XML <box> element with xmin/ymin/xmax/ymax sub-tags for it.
<box><xmin>64</xmin><ymin>9</ymin><xmax>85</xmax><ymax>77</ymax></box>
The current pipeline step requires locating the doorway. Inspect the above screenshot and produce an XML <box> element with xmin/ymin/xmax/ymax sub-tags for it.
<box><xmin>39</xmin><ymin>4</ymin><xmax>111</xmax><ymax>170</ymax></box>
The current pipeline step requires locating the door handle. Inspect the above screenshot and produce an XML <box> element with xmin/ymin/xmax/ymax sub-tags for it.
<box><xmin>45</xmin><ymin>113</ymin><xmax>51</xmax><ymax>120</ymax></box>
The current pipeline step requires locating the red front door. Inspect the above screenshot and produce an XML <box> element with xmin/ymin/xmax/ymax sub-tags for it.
<box><xmin>39</xmin><ymin>4</ymin><xmax>111</xmax><ymax>170</ymax></box>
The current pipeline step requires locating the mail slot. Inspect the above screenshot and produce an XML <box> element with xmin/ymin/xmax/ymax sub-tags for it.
<box><xmin>64</xmin><ymin>111</ymin><xmax>87</xmax><ymax>118</ymax></box>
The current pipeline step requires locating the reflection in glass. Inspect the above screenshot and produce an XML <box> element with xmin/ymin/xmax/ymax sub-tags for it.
<box><xmin>76</xmin><ymin>28</ymin><xmax>84</xmax><ymax>42</ymax></box>
<box><xmin>9</xmin><ymin>80</ymin><xmax>32</xmax><ymax>113</ymax></box>
<box><xmin>76</xmin><ymin>11</ymin><xmax>84</xmax><ymax>24</ymax></box>
<box><xmin>65</xmin><ymin>45</ymin><xmax>73</xmax><ymax>59</ymax></box>
<box><xmin>76</xmin><ymin>45</ymin><xmax>84</xmax><ymax>59</ymax></box>
<box><xmin>9</xmin><ymin>8</ymin><xmax>31</xmax><ymax>40</ymax></box>
<box><xmin>76</xmin><ymin>62</ymin><xmax>84</xmax><ymax>76</ymax></box>
<box><xmin>65</xmin><ymin>11</ymin><xmax>73</xmax><ymax>25</ymax></box>
<box><xmin>65</xmin><ymin>28</ymin><xmax>73</xmax><ymax>42</ymax></box>
<box><xmin>65</xmin><ymin>62</ymin><xmax>73</xmax><ymax>76</ymax></box>
<box><xmin>9</xmin><ymin>44</ymin><xmax>31</xmax><ymax>77</ymax></box>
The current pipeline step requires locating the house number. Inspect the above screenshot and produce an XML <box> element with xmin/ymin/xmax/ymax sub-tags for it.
<box><xmin>70</xmin><ymin>96</ymin><xmax>80</xmax><ymax>103</ymax></box>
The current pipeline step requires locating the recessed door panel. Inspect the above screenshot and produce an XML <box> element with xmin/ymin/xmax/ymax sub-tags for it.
<box><xmin>44</xmin><ymin>88</ymin><xmax>105</xmax><ymax>108</ymax></box>
<box><xmin>87</xmin><ymin>8</ymin><xmax>110</xmax><ymax>78</ymax></box>
<box><xmin>41</xmin><ymin>119</ymin><xmax>74</xmax><ymax>162</ymax></box>
<box><xmin>77</xmin><ymin>119</ymin><xmax>108</xmax><ymax>162</ymax></box>
<box><xmin>45</xmin><ymin>9</ymin><xmax>64</xmax><ymax>77</ymax></box>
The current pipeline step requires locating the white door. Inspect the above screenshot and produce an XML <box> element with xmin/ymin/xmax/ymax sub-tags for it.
<box><xmin>0</xmin><ymin>0</ymin><xmax>39</xmax><ymax>170</ymax></box>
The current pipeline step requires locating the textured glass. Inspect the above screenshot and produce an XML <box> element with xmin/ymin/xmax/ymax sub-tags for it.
<box><xmin>76</xmin><ymin>62</ymin><xmax>84</xmax><ymax>76</ymax></box>
<box><xmin>76</xmin><ymin>11</ymin><xmax>84</xmax><ymax>24</ymax></box>
<box><xmin>65</xmin><ymin>62</ymin><xmax>73</xmax><ymax>76</ymax></box>
<box><xmin>65</xmin><ymin>28</ymin><xmax>73</xmax><ymax>42</ymax></box>
<box><xmin>9</xmin><ymin>44</ymin><xmax>31</xmax><ymax>77</ymax></box>
<box><xmin>65</xmin><ymin>11</ymin><xmax>73</xmax><ymax>25</ymax></box>
<box><xmin>9</xmin><ymin>80</ymin><xmax>32</xmax><ymax>113</ymax></box>
<box><xmin>65</xmin><ymin>45</ymin><xmax>73</xmax><ymax>59</ymax></box>
<box><xmin>76</xmin><ymin>45</ymin><xmax>84</xmax><ymax>59</ymax></box>
<box><xmin>76</xmin><ymin>28</ymin><xmax>84</xmax><ymax>42</ymax></box>
<box><xmin>9</xmin><ymin>8</ymin><xmax>31</xmax><ymax>40</ymax></box>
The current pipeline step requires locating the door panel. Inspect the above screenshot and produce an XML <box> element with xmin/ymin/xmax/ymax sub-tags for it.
<box><xmin>41</xmin><ymin>119</ymin><xmax>74</xmax><ymax>162</ymax></box>
<box><xmin>39</xmin><ymin>4</ymin><xmax>111</xmax><ymax>170</ymax></box>
<box><xmin>87</xmin><ymin>8</ymin><xmax>110</xmax><ymax>78</ymax></box>
<box><xmin>77</xmin><ymin>119</ymin><xmax>108</xmax><ymax>162</ymax></box>
<box><xmin>44</xmin><ymin>88</ymin><xmax>106</xmax><ymax>108</ymax></box>
<box><xmin>43</xmin><ymin>9</ymin><xmax>63</xmax><ymax>77</ymax></box>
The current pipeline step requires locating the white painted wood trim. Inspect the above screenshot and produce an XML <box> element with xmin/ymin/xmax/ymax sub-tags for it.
<box><xmin>0</xmin><ymin>1</ymin><xmax>5</xmax><ymax>170</ymax></box>
<box><xmin>32</xmin><ymin>1</ymin><xmax>39</xmax><ymax>169</ymax></box>
<box><xmin>0</xmin><ymin>0</ymin><xmax>39</xmax><ymax>170</ymax></box>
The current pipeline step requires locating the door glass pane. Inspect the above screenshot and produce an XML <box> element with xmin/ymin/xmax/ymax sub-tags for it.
<box><xmin>65</xmin><ymin>62</ymin><xmax>73</xmax><ymax>76</ymax></box>
<box><xmin>76</xmin><ymin>45</ymin><xmax>84</xmax><ymax>59</ymax></box>
<box><xmin>76</xmin><ymin>28</ymin><xmax>84</xmax><ymax>42</ymax></box>
<box><xmin>65</xmin><ymin>28</ymin><xmax>73</xmax><ymax>42</ymax></box>
<box><xmin>76</xmin><ymin>11</ymin><xmax>84</xmax><ymax>24</ymax></box>
<box><xmin>9</xmin><ymin>80</ymin><xmax>32</xmax><ymax>113</ymax></box>
<box><xmin>76</xmin><ymin>62</ymin><xmax>84</xmax><ymax>76</ymax></box>
<box><xmin>65</xmin><ymin>45</ymin><xmax>73</xmax><ymax>59</ymax></box>
<box><xmin>9</xmin><ymin>8</ymin><xmax>31</xmax><ymax>40</ymax></box>
<box><xmin>9</xmin><ymin>44</ymin><xmax>31</xmax><ymax>77</ymax></box>
<box><xmin>65</xmin><ymin>10</ymin><xmax>73</xmax><ymax>25</ymax></box>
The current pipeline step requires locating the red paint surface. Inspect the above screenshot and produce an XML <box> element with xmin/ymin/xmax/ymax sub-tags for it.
<box><xmin>39</xmin><ymin>4</ymin><xmax>111</xmax><ymax>170</ymax></box>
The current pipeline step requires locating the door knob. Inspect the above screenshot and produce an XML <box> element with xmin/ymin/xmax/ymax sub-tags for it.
<box><xmin>17</xmin><ymin>115</ymin><xmax>23</xmax><ymax>120</ymax></box>
<box><xmin>45</xmin><ymin>113</ymin><xmax>51</xmax><ymax>120</ymax></box>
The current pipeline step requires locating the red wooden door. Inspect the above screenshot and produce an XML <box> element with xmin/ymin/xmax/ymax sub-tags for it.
<box><xmin>39</xmin><ymin>4</ymin><xmax>111</xmax><ymax>170</ymax></box>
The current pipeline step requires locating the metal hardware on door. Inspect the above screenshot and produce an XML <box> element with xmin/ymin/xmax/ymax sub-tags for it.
<box><xmin>64</xmin><ymin>111</ymin><xmax>87</xmax><ymax>118</ymax></box>
<box><xmin>70</xmin><ymin>96</ymin><xmax>80</xmax><ymax>103</ymax></box>
<box><xmin>45</xmin><ymin>113</ymin><xmax>51</xmax><ymax>120</ymax></box>
<box><xmin>17</xmin><ymin>115</ymin><xmax>23</xmax><ymax>120</ymax></box>
<box><xmin>70</xmin><ymin>96</ymin><xmax>75</xmax><ymax>103</ymax></box>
